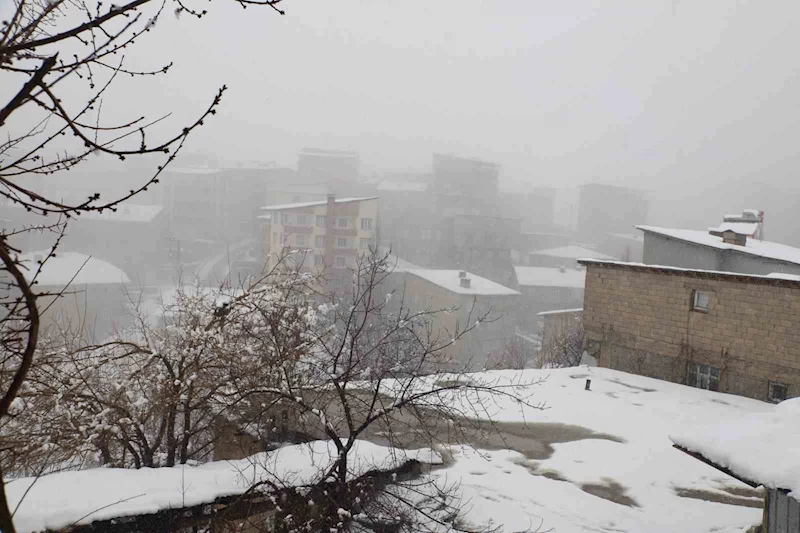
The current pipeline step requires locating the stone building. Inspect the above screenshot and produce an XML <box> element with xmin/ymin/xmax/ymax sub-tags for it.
<box><xmin>581</xmin><ymin>259</ymin><xmax>800</xmax><ymax>402</ymax></box>
<box><xmin>637</xmin><ymin>225</ymin><xmax>800</xmax><ymax>276</ymax></box>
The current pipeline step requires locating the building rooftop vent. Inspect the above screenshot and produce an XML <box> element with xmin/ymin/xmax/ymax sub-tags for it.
<box><xmin>458</xmin><ymin>270</ymin><xmax>467</xmax><ymax>278</ymax></box>
<box><xmin>709</xmin><ymin>228</ymin><xmax>747</xmax><ymax>247</ymax></box>
<box><xmin>559</xmin><ymin>265</ymin><xmax>566</xmax><ymax>273</ymax></box>
<box><xmin>460</xmin><ymin>277</ymin><xmax>471</xmax><ymax>289</ymax></box>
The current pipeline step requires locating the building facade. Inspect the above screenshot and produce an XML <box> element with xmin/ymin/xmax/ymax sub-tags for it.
<box><xmin>581</xmin><ymin>260</ymin><xmax>800</xmax><ymax>402</ymax></box>
<box><xmin>261</xmin><ymin>196</ymin><xmax>378</xmax><ymax>283</ymax></box>
<box><xmin>402</xmin><ymin>269</ymin><xmax>520</xmax><ymax>371</ymax></box>
<box><xmin>577</xmin><ymin>183</ymin><xmax>649</xmax><ymax>238</ymax></box>
<box><xmin>514</xmin><ymin>266</ymin><xmax>586</xmax><ymax>334</ymax></box>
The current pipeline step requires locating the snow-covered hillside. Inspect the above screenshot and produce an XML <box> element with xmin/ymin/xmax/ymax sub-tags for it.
<box><xmin>433</xmin><ymin>366</ymin><xmax>771</xmax><ymax>533</ymax></box>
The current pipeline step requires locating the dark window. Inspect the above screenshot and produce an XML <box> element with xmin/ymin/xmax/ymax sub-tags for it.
<box><xmin>689</xmin><ymin>363</ymin><xmax>720</xmax><ymax>391</ymax></box>
<box><xmin>768</xmin><ymin>381</ymin><xmax>788</xmax><ymax>403</ymax></box>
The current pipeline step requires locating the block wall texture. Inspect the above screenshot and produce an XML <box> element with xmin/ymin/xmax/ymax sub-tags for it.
<box><xmin>583</xmin><ymin>264</ymin><xmax>800</xmax><ymax>401</ymax></box>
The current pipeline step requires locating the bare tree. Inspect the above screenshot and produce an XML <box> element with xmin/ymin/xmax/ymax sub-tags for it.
<box><xmin>537</xmin><ymin>312</ymin><xmax>588</xmax><ymax>369</ymax></box>
<box><xmin>0</xmin><ymin>0</ymin><xmax>285</xmax><ymax>530</ymax></box>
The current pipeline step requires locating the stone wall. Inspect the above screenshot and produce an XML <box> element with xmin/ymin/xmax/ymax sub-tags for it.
<box><xmin>582</xmin><ymin>262</ymin><xmax>800</xmax><ymax>401</ymax></box>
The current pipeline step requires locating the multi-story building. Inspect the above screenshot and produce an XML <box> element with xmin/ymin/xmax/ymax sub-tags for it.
<box><xmin>159</xmin><ymin>166</ymin><xmax>295</xmax><ymax>245</ymax></box>
<box><xmin>297</xmin><ymin>148</ymin><xmax>362</xmax><ymax>197</ymax></box>
<box><xmin>261</xmin><ymin>195</ymin><xmax>378</xmax><ymax>284</ymax></box>
<box><xmin>577</xmin><ymin>183</ymin><xmax>649</xmax><ymax>238</ymax></box>
<box><xmin>581</xmin><ymin>259</ymin><xmax>800</xmax><ymax>402</ymax></box>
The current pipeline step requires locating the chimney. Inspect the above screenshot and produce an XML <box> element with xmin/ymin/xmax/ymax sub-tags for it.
<box><xmin>458</xmin><ymin>270</ymin><xmax>467</xmax><ymax>278</ymax></box>
<box><xmin>559</xmin><ymin>265</ymin><xmax>566</xmax><ymax>273</ymax></box>
<box><xmin>326</xmin><ymin>193</ymin><xmax>335</xmax><ymax>209</ymax></box>
<box><xmin>460</xmin><ymin>277</ymin><xmax>471</xmax><ymax>289</ymax></box>
<box><xmin>710</xmin><ymin>229</ymin><xmax>747</xmax><ymax>247</ymax></box>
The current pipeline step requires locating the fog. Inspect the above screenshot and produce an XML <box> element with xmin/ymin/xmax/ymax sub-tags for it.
<box><xmin>4</xmin><ymin>0</ymin><xmax>800</xmax><ymax>331</ymax></box>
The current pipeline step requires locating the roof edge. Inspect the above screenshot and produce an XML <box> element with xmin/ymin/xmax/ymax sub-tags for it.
<box><xmin>578</xmin><ymin>259</ymin><xmax>800</xmax><ymax>287</ymax></box>
<box><xmin>672</xmin><ymin>445</ymin><xmax>760</xmax><ymax>489</ymax></box>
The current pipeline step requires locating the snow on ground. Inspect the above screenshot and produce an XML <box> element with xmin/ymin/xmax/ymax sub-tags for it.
<box><xmin>672</xmin><ymin>396</ymin><xmax>800</xmax><ymax>500</ymax></box>
<box><xmin>428</xmin><ymin>366</ymin><xmax>771</xmax><ymax>533</ymax></box>
<box><xmin>7</xmin><ymin>440</ymin><xmax>441</xmax><ymax>533</ymax></box>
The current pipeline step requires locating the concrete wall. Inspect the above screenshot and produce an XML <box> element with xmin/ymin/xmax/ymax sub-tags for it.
<box><xmin>722</xmin><ymin>251</ymin><xmax>800</xmax><ymax>277</ymax></box>
<box><xmin>642</xmin><ymin>233</ymin><xmax>722</xmax><ymax>271</ymax></box>
<box><xmin>643</xmin><ymin>232</ymin><xmax>800</xmax><ymax>276</ymax></box>
<box><xmin>403</xmin><ymin>274</ymin><xmax>518</xmax><ymax>371</ymax></box>
<box><xmin>583</xmin><ymin>263</ymin><xmax>800</xmax><ymax>402</ymax></box>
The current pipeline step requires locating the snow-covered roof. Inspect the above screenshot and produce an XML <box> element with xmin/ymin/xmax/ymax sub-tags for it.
<box><xmin>579</xmin><ymin>259</ymin><xmax>800</xmax><ymax>284</ymax></box>
<box><xmin>21</xmin><ymin>252</ymin><xmax>130</xmax><ymax>286</ymax></box>
<box><xmin>514</xmin><ymin>266</ymin><xmax>586</xmax><ymax>289</ymax></box>
<box><xmin>708</xmin><ymin>222</ymin><xmax>759</xmax><ymax>236</ymax></box>
<box><xmin>75</xmin><ymin>204</ymin><xmax>164</xmax><ymax>223</ymax></box>
<box><xmin>8</xmin><ymin>440</ymin><xmax>441</xmax><ymax>533</ymax></box>
<box><xmin>405</xmin><ymin>269</ymin><xmax>520</xmax><ymax>296</ymax></box>
<box><xmin>637</xmin><ymin>225</ymin><xmax>800</xmax><ymax>266</ymax></box>
<box><xmin>671</xmin><ymin>397</ymin><xmax>800</xmax><ymax>499</ymax></box>
<box><xmin>537</xmin><ymin>307</ymin><xmax>583</xmax><ymax>316</ymax></box>
<box><xmin>376</xmin><ymin>180</ymin><xmax>428</xmax><ymax>192</ymax></box>
<box><xmin>530</xmin><ymin>245</ymin><xmax>615</xmax><ymax>261</ymax></box>
<box><xmin>261</xmin><ymin>196</ymin><xmax>378</xmax><ymax>211</ymax></box>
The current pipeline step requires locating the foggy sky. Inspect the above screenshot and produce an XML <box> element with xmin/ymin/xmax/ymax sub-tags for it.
<box><xmin>122</xmin><ymin>0</ymin><xmax>800</xmax><ymax>187</ymax></box>
<box><xmin>5</xmin><ymin>1</ymin><xmax>800</xmax><ymax>234</ymax></box>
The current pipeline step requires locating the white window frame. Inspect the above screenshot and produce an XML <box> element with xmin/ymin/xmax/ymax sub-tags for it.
<box><xmin>692</xmin><ymin>290</ymin><xmax>710</xmax><ymax>312</ymax></box>
<box><xmin>335</xmin><ymin>256</ymin><xmax>346</xmax><ymax>267</ymax></box>
<box><xmin>337</xmin><ymin>217</ymin><xmax>349</xmax><ymax>228</ymax></box>
<box><xmin>337</xmin><ymin>236</ymin><xmax>348</xmax><ymax>248</ymax></box>
<box><xmin>768</xmin><ymin>381</ymin><xmax>788</xmax><ymax>404</ymax></box>
<box><xmin>296</xmin><ymin>234</ymin><xmax>306</xmax><ymax>247</ymax></box>
<box><xmin>296</xmin><ymin>215</ymin><xmax>309</xmax><ymax>226</ymax></box>
<box><xmin>314</xmin><ymin>255</ymin><xmax>324</xmax><ymax>266</ymax></box>
<box><xmin>316</xmin><ymin>215</ymin><xmax>327</xmax><ymax>227</ymax></box>
<box><xmin>421</xmin><ymin>228</ymin><xmax>432</xmax><ymax>241</ymax></box>
<box><xmin>281</xmin><ymin>213</ymin><xmax>291</xmax><ymax>224</ymax></box>
<box><xmin>360</xmin><ymin>237</ymin><xmax>371</xmax><ymax>250</ymax></box>
<box><xmin>315</xmin><ymin>235</ymin><xmax>325</xmax><ymax>248</ymax></box>
<box><xmin>360</xmin><ymin>218</ymin><xmax>373</xmax><ymax>231</ymax></box>
<box><xmin>690</xmin><ymin>363</ymin><xmax>720</xmax><ymax>391</ymax></box>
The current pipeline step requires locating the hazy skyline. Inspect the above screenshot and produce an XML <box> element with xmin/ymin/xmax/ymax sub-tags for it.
<box><xmin>105</xmin><ymin>1</ymin><xmax>799</xmax><ymax>189</ymax></box>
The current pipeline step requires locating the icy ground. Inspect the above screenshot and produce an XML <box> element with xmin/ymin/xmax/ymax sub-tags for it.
<box><xmin>429</xmin><ymin>366</ymin><xmax>769</xmax><ymax>533</ymax></box>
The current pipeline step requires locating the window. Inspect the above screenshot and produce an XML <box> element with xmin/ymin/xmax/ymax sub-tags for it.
<box><xmin>689</xmin><ymin>364</ymin><xmax>720</xmax><ymax>391</ymax></box>
<box><xmin>281</xmin><ymin>213</ymin><xmax>291</xmax><ymax>224</ymax></box>
<box><xmin>296</xmin><ymin>234</ymin><xmax>306</xmax><ymax>247</ymax></box>
<box><xmin>360</xmin><ymin>238</ymin><xmax>371</xmax><ymax>250</ymax></box>
<box><xmin>315</xmin><ymin>235</ymin><xmax>325</xmax><ymax>248</ymax></box>
<box><xmin>692</xmin><ymin>290</ymin><xmax>710</xmax><ymax>312</ymax></box>
<box><xmin>337</xmin><ymin>217</ymin><xmax>349</xmax><ymax>228</ymax></box>
<box><xmin>314</xmin><ymin>255</ymin><xmax>324</xmax><ymax>266</ymax></box>
<box><xmin>316</xmin><ymin>215</ymin><xmax>327</xmax><ymax>227</ymax></box>
<box><xmin>768</xmin><ymin>381</ymin><xmax>788</xmax><ymax>403</ymax></box>
<box><xmin>360</xmin><ymin>218</ymin><xmax>373</xmax><ymax>231</ymax></box>
<box><xmin>337</xmin><ymin>236</ymin><xmax>349</xmax><ymax>248</ymax></box>
<box><xmin>421</xmin><ymin>228</ymin><xmax>432</xmax><ymax>241</ymax></box>
<box><xmin>295</xmin><ymin>215</ymin><xmax>309</xmax><ymax>225</ymax></box>
<box><xmin>272</xmin><ymin>232</ymin><xmax>277</xmax><ymax>244</ymax></box>
<box><xmin>335</xmin><ymin>256</ymin><xmax>346</xmax><ymax>267</ymax></box>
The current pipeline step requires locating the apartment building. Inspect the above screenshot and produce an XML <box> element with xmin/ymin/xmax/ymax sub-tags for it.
<box><xmin>581</xmin><ymin>259</ymin><xmax>800</xmax><ymax>403</ymax></box>
<box><xmin>261</xmin><ymin>195</ymin><xmax>378</xmax><ymax>281</ymax></box>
